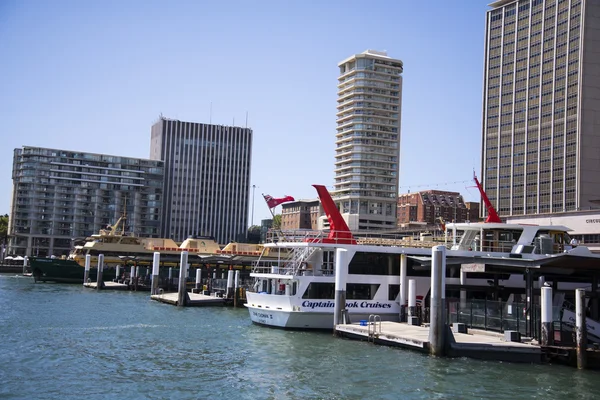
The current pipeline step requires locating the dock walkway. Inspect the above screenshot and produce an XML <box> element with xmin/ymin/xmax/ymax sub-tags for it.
<box><xmin>83</xmin><ymin>281</ymin><xmax>129</xmax><ymax>290</ymax></box>
<box><xmin>151</xmin><ymin>292</ymin><xmax>225</xmax><ymax>306</ymax></box>
<box><xmin>336</xmin><ymin>321</ymin><xmax>542</xmax><ymax>363</ymax></box>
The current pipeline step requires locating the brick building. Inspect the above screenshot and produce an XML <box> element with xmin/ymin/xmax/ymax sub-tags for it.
<box><xmin>281</xmin><ymin>199</ymin><xmax>323</xmax><ymax>230</ymax></box>
<box><xmin>397</xmin><ymin>190</ymin><xmax>478</xmax><ymax>225</ymax></box>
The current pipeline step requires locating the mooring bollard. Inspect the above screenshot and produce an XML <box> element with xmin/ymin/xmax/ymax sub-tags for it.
<box><xmin>429</xmin><ymin>246</ymin><xmax>446</xmax><ymax>356</ymax></box>
<box><xmin>576</xmin><ymin>288</ymin><xmax>588</xmax><ymax>369</ymax></box>
<box><xmin>540</xmin><ymin>285</ymin><xmax>553</xmax><ymax>346</ymax></box>
<box><xmin>399</xmin><ymin>254</ymin><xmax>407</xmax><ymax>322</ymax></box>
<box><xmin>152</xmin><ymin>252</ymin><xmax>160</xmax><ymax>295</ymax></box>
<box><xmin>84</xmin><ymin>254</ymin><xmax>91</xmax><ymax>284</ymax></box>
<box><xmin>177</xmin><ymin>252</ymin><xmax>189</xmax><ymax>307</ymax></box>
<box><xmin>96</xmin><ymin>254</ymin><xmax>104</xmax><ymax>290</ymax></box>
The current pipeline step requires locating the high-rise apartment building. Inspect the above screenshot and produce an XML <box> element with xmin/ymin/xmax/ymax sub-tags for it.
<box><xmin>9</xmin><ymin>146</ymin><xmax>164</xmax><ymax>257</ymax></box>
<box><xmin>334</xmin><ymin>50</ymin><xmax>403</xmax><ymax>230</ymax></box>
<box><xmin>150</xmin><ymin>117</ymin><xmax>252</xmax><ymax>244</ymax></box>
<box><xmin>482</xmin><ymin>0</ymin><xmax>600</xmax><ymax>218</ymax></box>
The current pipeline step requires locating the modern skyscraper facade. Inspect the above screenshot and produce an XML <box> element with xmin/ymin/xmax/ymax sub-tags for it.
<box><xmin>334</xmin><ymin>50</ymin><xmax>403</xmax><ymax>230</ymax></box>
<box><xmin>150</xmin><ymin>117</ymin><xmax>252</xmax><ymax>244</ymax></box>
<box><xmin>9</xmin><ymin>146</ymin><xmax>164</xmax><ymax>257</ymax></box>
<box><xmin>482</xmin><ymin>0</ymin><xmax>600</xmax><ymax>218</ymax></box>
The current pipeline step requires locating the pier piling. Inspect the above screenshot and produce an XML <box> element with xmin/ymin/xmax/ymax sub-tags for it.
<box><xmin>23</xmin><ymin>256</ymin><xmax>28</xmax><ymax>275</ymax></box>
<box><xmin>195</xmin><ymin>269</ymin><xmax>202</xmax><ymax>293</ymax></box>
<box><xmin>115</xmin><ymin>265</ymin><xmax>121</xmax><ymax>282</ymax></box>
<box><xmin>429</xmin><ymin>246</ymin><xmax>446</xmax><ymax>356</ymax></box>
<box><xmin>408</xmin><ymin>279</ymin><xmax>417</xmax><ymax>325</ymax></box>
<box><xmin>226</xmin><ymin>270</ymin><xmax>234</xmax><ymax>298</ymax></box>
<box><xmin>96</xmin><ymin>254</ymin><xmax>104</xmax><ymax>290</ymax></box>
<box><xmin>84</xmin><ymin>254</ymin><xmax>91</xmax><ymax>284</ymax></box>
<box><xmin>460</xmin><ymin>269</ymin><xmax>467</xmax><ymax>309</ymax></box>
<box><xmin>168</xmin><ymin>267</ymin><xmax>173</xmax><ymax>291</ymax></box>
<box><xmin>130</xmin><ymin>266</ymin><xmax>135</xmax><ymax>289</ymax></box>
<box><xmin>334</xmin><ymin>248</ymin><xmax>353</xmax><ymax>334</ymax></box>
<box><xmin>400</xmin><ymin>254</ymin><xmax>407</xmax><ymax>322</ymax></box>
<box><xmin>151</xmin><ymin>252</ymin><xmax>160</xmax><ymax>295</ymax></box>
<box><xmin>177</xmin><ymin>252</ymin><xmax>189</xmax><ymax>307</ymax></box>
<box><xmin>576</xmin><ymin>288</ymin><xmax>588</xmax><ymax>369</ymax></box>
<box><xmin>540</xmin><ymin>286</ymin><xmax>553</xmax><ymax>346</ymax></box>
<box><xmin>234</xmin><ymin>270</ymin><xmax>240</xmax><ymax>307</ymax></box>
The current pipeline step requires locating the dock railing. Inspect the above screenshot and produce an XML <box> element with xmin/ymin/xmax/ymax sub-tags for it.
<box><xmin>446</xmin><ymin>298</ymin><xmax>546</xmax><ymax>339</ymax></box>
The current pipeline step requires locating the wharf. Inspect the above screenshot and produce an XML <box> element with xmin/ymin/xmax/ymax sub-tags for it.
<box><xmin>336</xmin><ymin>321</ymin><xmax>542</xmax><ymax>363</ymax></box>
<box><xmin>151</xmin><ymin>292</ymin><xmax>225</xmax><ymax>306</ymax></box>
<box><xmin>83</xmin><ymin>281</ymin><xmax>129</xmax><ymax>290</ymax></box>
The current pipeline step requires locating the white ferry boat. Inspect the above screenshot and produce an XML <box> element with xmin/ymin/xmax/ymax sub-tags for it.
<box><xmin>246</xmin><ymin>184</ymin><xmax>600</xmax><ymax>329</ymax></box>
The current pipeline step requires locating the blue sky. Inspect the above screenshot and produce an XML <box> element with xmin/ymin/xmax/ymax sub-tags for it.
<box><xmin>0</xmin><ymin>0</ymin><xmax>490</xmax><ymax>224</ymax></box>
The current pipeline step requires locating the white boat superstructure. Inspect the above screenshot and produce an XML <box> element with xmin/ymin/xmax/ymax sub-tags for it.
<box><xmin>246</xmin><ymin>185</ymin><xmax>600</xmax><ymax>330</ymax></box>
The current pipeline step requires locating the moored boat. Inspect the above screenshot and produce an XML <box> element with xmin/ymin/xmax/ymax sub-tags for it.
<box><xmin>245</xmin><ymin>183</ymin><xmax>600</xmax><ymax>329</ymax></box>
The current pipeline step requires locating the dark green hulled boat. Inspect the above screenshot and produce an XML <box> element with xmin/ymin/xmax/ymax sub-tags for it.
<box><xmin>29</xmin><ymin>257</ymin><xmax>115</xmax><ymax>284</ymax></box>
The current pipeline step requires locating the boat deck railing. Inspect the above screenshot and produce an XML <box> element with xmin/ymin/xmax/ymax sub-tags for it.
<box><xmin>265</xmin><ymin>229</ymin><xmax>447</xmax><ymax>248</ymax></box>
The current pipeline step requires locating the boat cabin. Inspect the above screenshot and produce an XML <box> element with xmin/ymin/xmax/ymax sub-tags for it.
<box><xmin>447</xmin><ymin>222</ymin><xmax>575</xmax><ymax>255</ymax></box>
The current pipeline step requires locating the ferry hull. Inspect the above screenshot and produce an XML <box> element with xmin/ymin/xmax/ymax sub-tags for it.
<box><xmin>30</xmin><ymin>257</ymin><xmax>114</xmax><ymax>284</ymax></box>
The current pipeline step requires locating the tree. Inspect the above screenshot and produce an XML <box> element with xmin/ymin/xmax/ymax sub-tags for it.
<box><xmin>272</xmin><ymin>214</ymin><xmax>281</xmax><ymax>229</ymax></box>
<box><xmin>247</xmin><ymin>225</ymin><xmax>261</xmax><ymax>244</ymax></box>
<box><xmin>0</xmin><ymin>214</ymin><xmax>7</xmax><ymax>239</ymax></box>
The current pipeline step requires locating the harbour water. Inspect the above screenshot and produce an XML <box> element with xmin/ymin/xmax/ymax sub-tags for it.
<box><xmin>1</xmin><ymin>273</ymin><xmax>598</xmax><ymax>400</ymax></box>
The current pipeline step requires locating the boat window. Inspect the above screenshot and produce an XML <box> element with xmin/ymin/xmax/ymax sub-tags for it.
<box><xmin>322</xmin><ymin>251</ymin><xmax>334</xmax><ymax>271</ymax></box>
<box><xmin>302</xmin><ymin>282</ymin><xmax>334</xmax><ymax>299</ymax></box>
<box><xmin>388</xmin><ymin>284</ymin><xmax>400</xmax><ymax>301</ymax></box>
<box><xmin>348</xmin><ymin>252</ymin><xmax>399</xmax><ymax>275</ymax></box>
<box><xmin>347</xmin><ymin>284</ymin><xmax>379</xmax><ymax>300</ymax></box>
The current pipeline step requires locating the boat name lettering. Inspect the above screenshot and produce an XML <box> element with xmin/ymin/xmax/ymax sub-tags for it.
<box><xmin>586</xmin><ymin>219</ymin><xmax>600</xmax><ymax>224</ymax></box>
<box><xmin>301</xmin><ymin>301</ymin><xmax>391</xmax><ymax>309</ymax></box>
<box><xmin>252</xmin><ymin>311</ymin><xmax>273</xmax><ymax>319</ymax></box>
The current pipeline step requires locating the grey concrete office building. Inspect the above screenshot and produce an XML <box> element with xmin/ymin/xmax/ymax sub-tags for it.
<box><xmin>334</xmin><ymin>50</ymin><xmax>403</xmax><ymax>230</ymax></box>
<box><xmin>482</xmin><ymin>0</ymin><xmax>600</xmax><ymax>218</ymax></box>
<box><xmin>9</xmin><ymin>146</ymin><xmax>164</xmax><ymax>257</ymax></box>
<box><xmin>150</xmin><ymin>117</ymin><xmax>252</xmax><ymax>244</ymax></box>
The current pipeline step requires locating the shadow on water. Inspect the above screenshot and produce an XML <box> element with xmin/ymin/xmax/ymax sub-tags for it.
<box><xmin>1</xmin><ymin>274</ymin><xmax>599</xmax><ymax>400</ymax></box>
